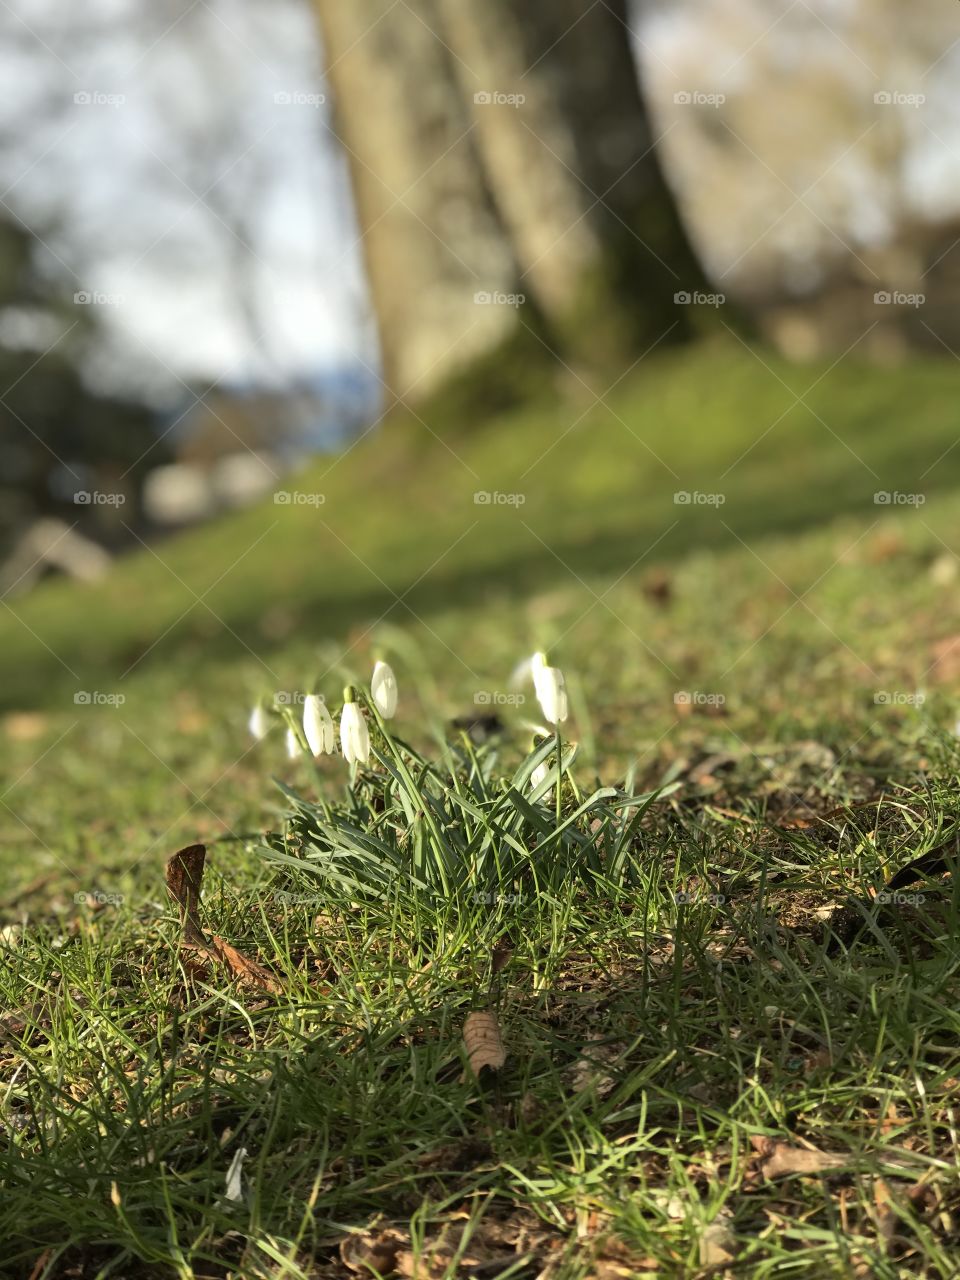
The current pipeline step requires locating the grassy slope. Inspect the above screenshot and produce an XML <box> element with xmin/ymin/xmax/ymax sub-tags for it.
<box><xmin>3</xmin><ymin>337</ymin><xmax>959</xmax><ymax>711</ymax></box>
<box><xmin>3</xmin><ymin>339</ymin><xmax>960</xmax><ymax>1277</ymax></box>
<box><xmin>4</xmin><ymin>336</ymin><xmax>960</xmax><ymax>898</ymax></box>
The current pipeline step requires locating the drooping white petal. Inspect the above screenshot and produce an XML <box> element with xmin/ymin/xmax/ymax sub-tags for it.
<box><xmin>530</xmin><ymin>761</ymin><xmax>550</xmax><ymax>791</ymax></box>
<box><xmin>371</xmin><ymin>660</ymin><xmax>398</xmax><ymax>718</ymax></box>
<box><xmin>285</xmin><ymin>727</ymin><xmax>302</xmax><ymax>759</ymax></box>
<box><xmin>248</xmin><ymin>704</ymin><xmax>270</xmax><ymax>741</ymax></box>
<box><xmin>509</xmin><ymin>655</ymin><xmax>534</xmax><ymax>690</ymax></box>
<box><xmin>340</xmin><ymin>701</ymin><xmax>370</xmax><ymax>764</ymax></box>
<box><xmin>303</xmin><ymin>694</ymin><xmax>334</xmax><ymax>756</ymax></box>
<box><xmin>535</xmin><ymin>664</ymin><xmax>568</xmax><ymax>725</ymax></box>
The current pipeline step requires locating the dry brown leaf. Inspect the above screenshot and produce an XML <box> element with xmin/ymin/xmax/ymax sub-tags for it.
<box><xmin>340</xmin><ymin>1224</ymin><xmax>406</xmax><ymax>1275</ymax></box>
<box><xmin>491</xmin><ymin>939</ymin><xmax>513</xmax><ymax>978</ymax></box>
<box><xmin>165</xmin><ymin>842</ymin><xmax>282</xmax><ymax>994</ymax></box>
<box><xmin>165</xmin><ymin>843</ymin><xmax>207</xmax><ymax>944</ymax></box>
<box><xmin>873</xmin><ymin>1177</ymin><xmax>898</xmax><ymax>1242</ymax></box>
<box><xmin>463</xmin><ymin>1010</ymin><xmax>506</xmax><ymax>1077</ymax></box>
<box><xmin>750</xmin><ymin>1135</ymin><xmax>848</xmax><ymax>1178</ymax></box>
<box><xmin>207</xmin><ymin>935</ymin><xmax>283</xmax><ymax>994</ymax></box>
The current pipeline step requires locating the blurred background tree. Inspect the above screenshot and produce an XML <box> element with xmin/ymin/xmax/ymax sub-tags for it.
<box><xmin>316</xmin><ymin>0</ymin><xmax>712</xmax><ymax>403</ymax></box>
<box><xmin>1</xmin><ymin>0</ymin><xmax>960</xmax><ymax>581</ymax></box>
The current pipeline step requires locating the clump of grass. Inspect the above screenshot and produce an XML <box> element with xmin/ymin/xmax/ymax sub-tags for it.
<box><xmin>261</xmin><ymin>718</ymin><xmax>677</xmax><ymax>921</ymax></box>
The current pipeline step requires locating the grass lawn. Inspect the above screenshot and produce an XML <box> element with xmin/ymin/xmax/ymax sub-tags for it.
<box><xmin>2</xmin><ymin>338</ymin><xmax>960</xmax><ymax>1277</ymax></box>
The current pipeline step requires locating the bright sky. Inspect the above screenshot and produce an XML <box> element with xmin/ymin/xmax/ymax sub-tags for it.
<box><xmin>2</xmin><ymin>0</ymin><xmax>959</xmax><ymax>403</ymax></box>
<box><xmin>0</xmin><ymin>0</ymin><xmax>375</xmax><ymax>402</ymax></box>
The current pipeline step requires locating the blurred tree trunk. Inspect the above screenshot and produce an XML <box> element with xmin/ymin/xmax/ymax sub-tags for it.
<box><xmin>316</xmin><ymin>0</ymin><xmax>709</xmax><ymax>403</ymax></box>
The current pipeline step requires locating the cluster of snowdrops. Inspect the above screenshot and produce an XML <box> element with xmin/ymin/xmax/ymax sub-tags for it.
<box><xmin>247</xmin><ymin>652</ymin><xmax>569</xmax><ymax>785</ymax></box>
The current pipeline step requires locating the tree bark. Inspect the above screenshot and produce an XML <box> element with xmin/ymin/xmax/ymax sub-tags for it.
<box><xmin>315</xmin><ymin>0</ymin><xmax>710</xmax><ymax>402</ymax></box>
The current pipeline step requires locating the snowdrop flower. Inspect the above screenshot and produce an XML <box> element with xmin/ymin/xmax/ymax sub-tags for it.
<box><xmin>530</xmin><ymin>760</ymin><xmax>550</xmax><ymax>791</ymax></box>
<box><xmin>303</xmin><ymin>694</ymin><xmax>335</xmax><ymax>756</ymax></box>
<box><xmin>371</xmin><ymin>660</ymin><xmax>398</xmax><ymax>719</ymax></box>
<box><xmin>248</xmin><ymin>702</ymin><xmax>271</xmax><ymax>741</ymax></box>
<box><xmin>285</xmin><ymin>727</ymin><xmax>302</xmax><ymax>759</ymax></box>
<box><xmin>340</xmin><ymin>687</ymin><xmax>370</xmax><ymax>764</ymax></box>
<box><xmin>531</xmin><ymin>651</ymin><xmax>568</xmax><ymax>725</ymax></box>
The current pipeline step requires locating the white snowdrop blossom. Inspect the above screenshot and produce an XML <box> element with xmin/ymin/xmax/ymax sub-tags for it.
<box><xmin>248</xmin><ymin>703</ymin><xmax>271</xmax><ymax>741</ymax></box>
<box><xmin>285</xmin><ymin>727</ymin><xmax>302</xmax><ymax>759</ymax></box>
<box><xmin>303</xmin><ymin>694</ymin><xmax>335</xmax><ymax>756</ymax></box>
<box><xmin>530</xmin><ymin>760</ymin><xmax>550</xmax><ymax>791</ymax></box>
<box><xmin>371</xmin><ymin>660</ymin><xmax>398</xmax><ymax>719</ymax></box>
<box><xmin>531</xmin><ymin>651</ymin><xmax>568</xmax><ymax>725</ymax></box>
<box><xmin>340</xmin><ymin>690</ymin><xmax>371</xmax><ymax>764</ymax></box>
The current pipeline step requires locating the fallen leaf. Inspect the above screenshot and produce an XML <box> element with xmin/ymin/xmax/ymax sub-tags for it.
<box><xmin>462</xmin><ymin>1010</ymin><xmax>506</xmax><ymax>1077</ymax></box>
<box><xmin>750</xmin><ymin>1135</ymin><xmax>848</xmax><ymax>1178</ymax></box>
<box><xmin>873</xmin><ymin>1177</ymin><xmax>897</xmax><ymax>1242</ymax></box>
<box><xmin>223</xmin><ymin>1147</ymin><xmax>248</xmax><ymax>1204</ymax></box>
<box><xmin>207</xmin><ymin>936</ymin><xmax>283</xmax><ymax>994</ymax></box>
<box><xmin>340</xmin><ymin>1224</ymin><xmax>406</xmax><ymax>1275</ymax></box>
<box><xmin>165</xmin><ymin>843</ymin><xmax>282</xmax><ymax>994</ymax></box>
<box><xmin>165</xmin><ymin>844</ymin><xmax>207</xmax><ymax>944</ymax></box>
<box><xmin>491</xmin><ymin>939</ymin><xmax>513</xmax><ymax>978</ymax></box>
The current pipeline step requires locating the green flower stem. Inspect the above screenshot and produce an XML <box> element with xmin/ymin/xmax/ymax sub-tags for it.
<box><xmin>362</xmin><ymin>692</ymin><xmax>451</xmax><ymax>895</ymax></box>
<box><xmin>555</xmin><ymin>729</ymin><xmax>563</xmax><ymax>824</ymax></box>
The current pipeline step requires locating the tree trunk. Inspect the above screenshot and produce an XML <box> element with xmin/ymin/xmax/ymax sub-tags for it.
<box><xmin>315</xmin><ymin>0</ymin><xmax>710</xmax><ymax>402</ymax></box>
